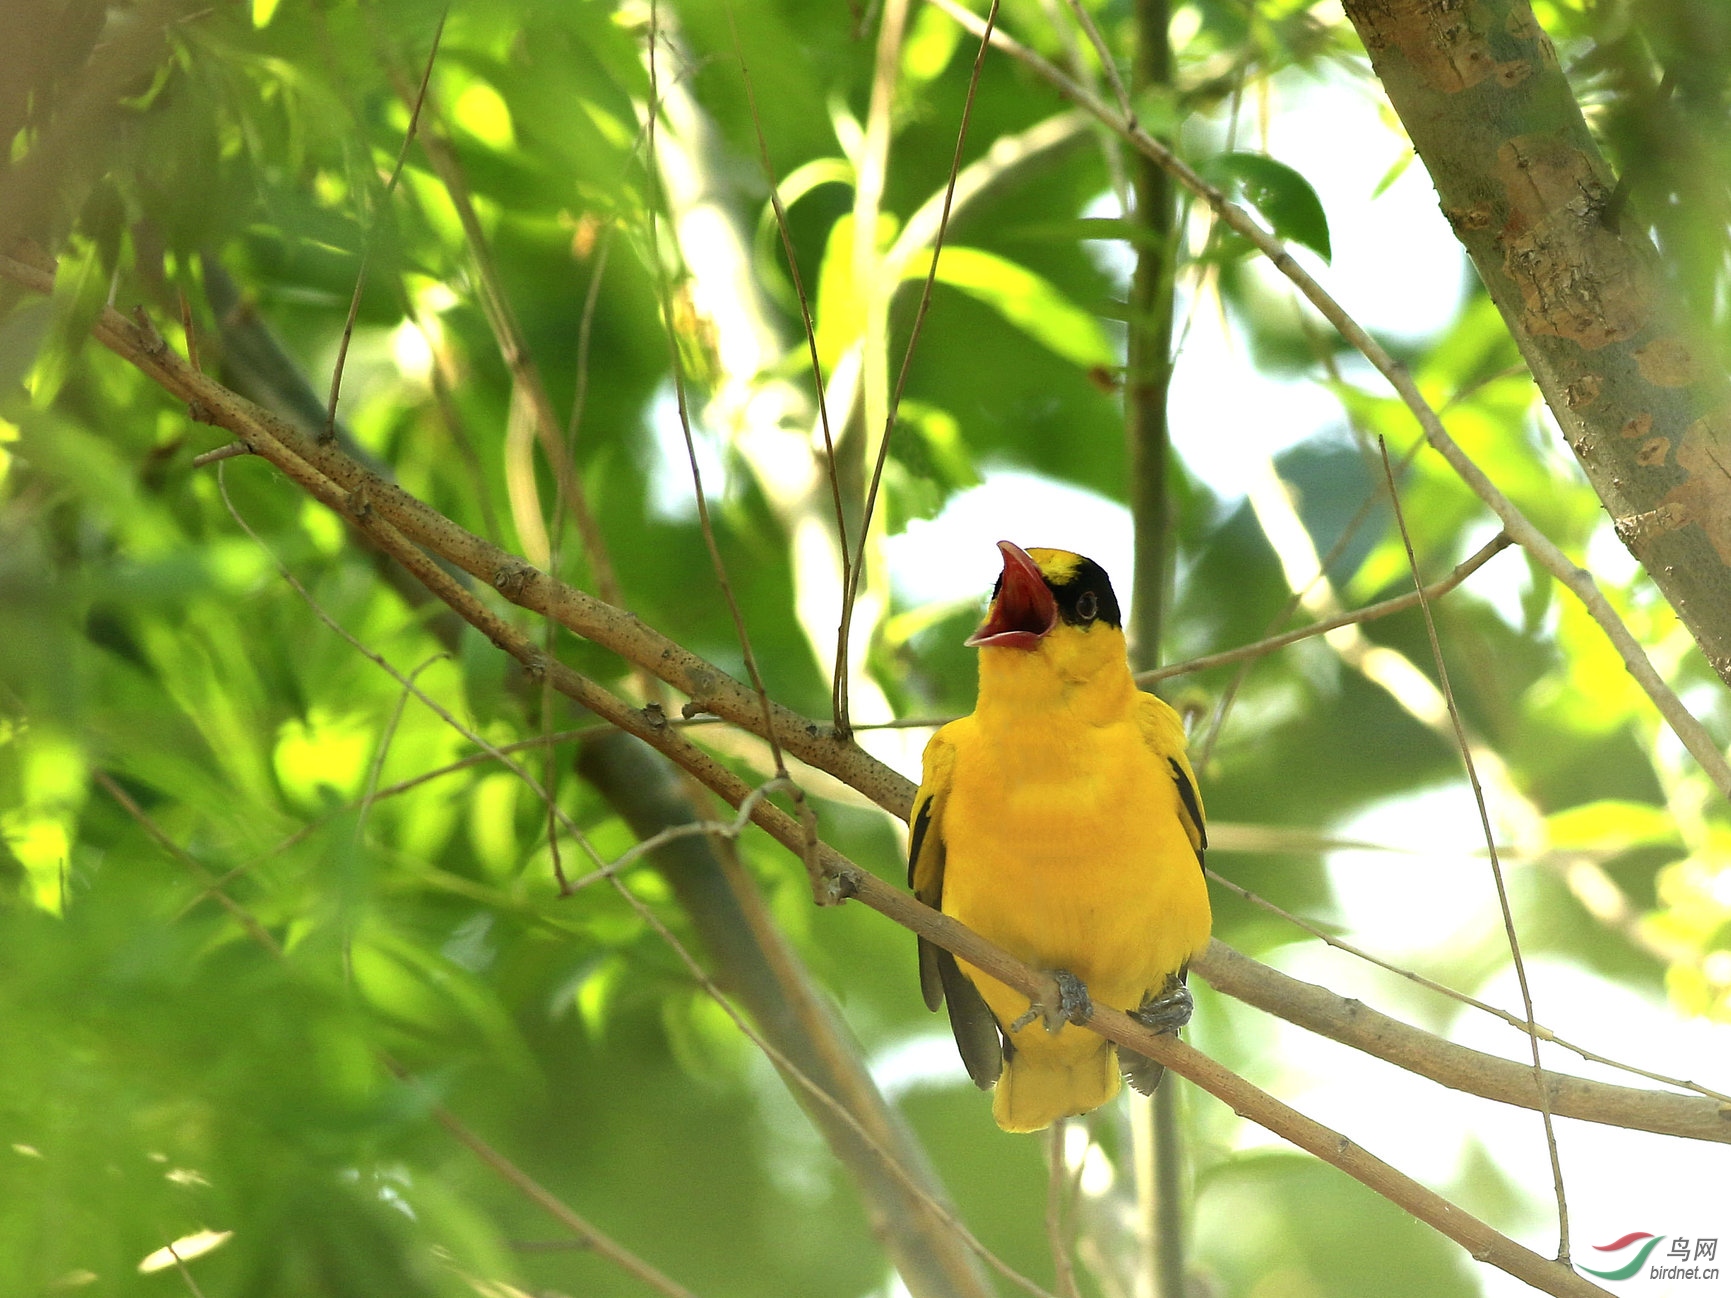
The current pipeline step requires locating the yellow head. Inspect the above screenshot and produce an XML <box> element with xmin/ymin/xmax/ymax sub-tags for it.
<box><xmin>967</xmin><ymin>541</ymin><xmax>1133</xmax><ymax>712</ymax></box>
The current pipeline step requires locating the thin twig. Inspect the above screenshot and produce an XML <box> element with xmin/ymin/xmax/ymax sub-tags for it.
<box><xmin>176</xmin><ymin>287</ymin><xmax>200</xmax><ymax>374</ymax></box>
<box><xmin>1143</xmin><ymin>532</ymin><xmax>1514</xmax><ymax>685</ymax></box>
<box><xmin>412</xmin><ymin>1077</ymin><xmax>703</xmax><ymax>1298</ymax></box>
<box><xmin>560</xmin><ymin>778</ymin><xmax>792</xmax><ymax>892</ymax></box>
<box><xmin>165</xmin><ymin>1240</ymin><xmax>210</xmax><ymax>1298</ymax></box>
<box><xmin>189</xmin><ymin>442</ymin><xmax>251</xmax><ymax>467</ymax></box>
<box><xmin>1378</xmin><ymin>438</ymin><xmax>1572</xmax><ymax>1262</ymax></box>
<box><xmin>94</xmin><ymin>770</ymin><xmax>282</xmax><ymax>956</ymax></box>
<box><xmin>1038</xmin><ymin>0</ymin><xmax>1127</xmax><ymax>208</ymax></box>
<box><xmin>724</xmin><ymin>0</ymin><xmax>850</xmax><ymax>599</ymax></box>
<box><xmin>355</xmin><ymin>653</ymin><xmax>447</xmax><ymax>849</ymax></box>
<box><xmin>325</xmin><ymin>11</ymin><xmax>444</xmax><ymax>439</ymax></box>
<box><xmin>1204</xmin><ymin>869</ymin><xmax>1731</xmax><ymax>1106</ymax></box>
<box><xmin>1195</xmin><ymin>426</ymin><xmax>1431</xmax><ymax>767</ymax></box>
<box><xmin>1046</xmin><ymin>1122</ymin><xmax>1082</xmax><ymax>1298</ymax></box>
<box><xmin>641</xmin><ymin>1</ymin><xmax>824</xmax><ymax>893</ymax></box>
<box><xmin>835</xmin><ymin>0</ymin><xmax>1000</xmax><ymax>740</ymax></box>
<box><xmin>381</xmin><ymin>39</ymin><xmax>626</xmax><ymax>617</ymax></box>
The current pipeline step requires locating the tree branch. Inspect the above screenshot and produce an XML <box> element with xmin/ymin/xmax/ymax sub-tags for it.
<box><xmin>1193</xmin><ymin>941</ymin><xmax>1731</xmax><ymax>1144</ymax></box>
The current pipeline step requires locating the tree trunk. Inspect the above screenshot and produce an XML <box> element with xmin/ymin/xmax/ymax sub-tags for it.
<box><xmin>1342</xmin><ymin>0</ymin><xmax>1731</xmax><ymax>685</ymax></box>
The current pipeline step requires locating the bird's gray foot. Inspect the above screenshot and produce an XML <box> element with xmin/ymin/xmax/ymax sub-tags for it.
<box><xmin>1010</xmin><ymin>968</ymin><xmax>1093</xmax><ymax>1033</ymax></box>
<box><xmin>1130</xmin><ymin>976</ymin><xmax>1193</xmax><ymax>1035</ymax></box>
<box><xmin>1121</xmin><ymin>973</ymin><xmax>1192</xmax><ymax>1095</ymax></box>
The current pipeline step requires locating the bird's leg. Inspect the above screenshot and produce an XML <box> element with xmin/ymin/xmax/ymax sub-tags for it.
<box><xmin>1129</xmin><ymin>972</ymin><xmax>1192</xmax><ymax>1035</ymax></box>
<box><xmin>1010</xmin><ymin>968</ymin><xmax>1094</xmax><ymax>1033</ymax></box>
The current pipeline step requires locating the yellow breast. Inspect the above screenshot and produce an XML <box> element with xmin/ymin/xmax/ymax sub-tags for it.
<box><xmin>937</xmin><ymin>709</ymin><xmax>1211</xmax><ymax>1014</ymax></box>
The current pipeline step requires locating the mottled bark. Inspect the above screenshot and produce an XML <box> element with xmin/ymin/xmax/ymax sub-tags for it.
<box><xmin>1343</xmin><ymin>0</ymin><xmax>1731</xmax><ymax>685</ymax></box>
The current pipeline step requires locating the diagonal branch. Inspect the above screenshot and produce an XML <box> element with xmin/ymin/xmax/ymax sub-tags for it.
<box><xmin>1379</xmin><ymin>438</ymin><xmax>1573</xmax><ymax>1262</ymax></box>
<box><xmin>1194</xmin><ymin>942</ymin><xmax>1731</xmax><ymax>1142</ymax></box>
<box><xmin>15</xmin><ymin>254</ymin><xmax>1725</xmax><ymax>1298</ymax></box>
<box><xmin>376</xmin><ymin>45</ymin><xmax>625</xmax><ymax>614</ymax></box>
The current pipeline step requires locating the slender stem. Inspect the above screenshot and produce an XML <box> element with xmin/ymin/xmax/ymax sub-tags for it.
<box><xmin>1152</xmin><ymin>1081</ymin><xmax>1184</xmax><ymax>1298</ymax></box>
<box><xmin>1126</xmin><ymin>0</ymin><xmax>1176</xmax><ymax>675</ymax></box>
<box><xmin>1120</xmin><ymin>3</ymin><xmax>1185</xmax><ymax>1292</ymax></box>
<box><xmin>1378</xmin><ymin>440</ymin><xmax>1572</xmax><ymax>1263</ymax></box>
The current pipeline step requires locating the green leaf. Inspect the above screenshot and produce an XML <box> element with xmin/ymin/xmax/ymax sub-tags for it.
<box><xmin>1545</xmin><ymin>800</ymin><xmax>1680</xmax><ymax>853</ymax></box>
<box><xmin>1201</xmin><ymin>151</ymin><xmax>1333</xmax><ymax>263</ymax></box>
<box><xmin>915</xmin><ymin>245</ymin><xmax>1116</xmax><ymax>369</ymax></box>
<box><xmin>1372</xmin><ymin>148</ymin><xmax>1416</xmax><ymax>198</ymax></box>
<box><xmin>755</xmin><ymin>157</ymin><xmax>853</xmax><ymax>315</ymax></box>
<box><xmin>901</xmin><ymin>4</ymin><xmax>961</xmax><ymax>85</ymax></box>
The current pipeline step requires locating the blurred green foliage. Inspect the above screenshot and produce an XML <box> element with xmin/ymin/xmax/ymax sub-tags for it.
<box><xmin>3</xmin><ymin>0</ymin><xmax>1729</xmax><ymax>1295</ymax></box>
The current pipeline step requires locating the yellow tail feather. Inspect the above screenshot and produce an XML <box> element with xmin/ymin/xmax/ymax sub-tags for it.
<box><xmin>991</xmin><ymin>1040</ymin><xmax>1121</xmax><ymax>1133</ymax></box>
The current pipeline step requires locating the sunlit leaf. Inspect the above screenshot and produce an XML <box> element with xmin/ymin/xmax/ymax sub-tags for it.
<box><xmin>915</xmin><ymin>245</ymin><xmax>1116</xmax><ymax>369</ymax></box>
<box><xmin>1201</xmin><ymin>151</ymin><xmax>1333</xmax><ymax>262</ymax></box>
<box><xmin>902</xmin><ymin>4</ymin><xmax>961</xmax><ymax>84</ymax></box>
<box><xmin>138</xmin><ymin>1229</ymin><xmax>233</xmax><ymax>1274</ymax></box>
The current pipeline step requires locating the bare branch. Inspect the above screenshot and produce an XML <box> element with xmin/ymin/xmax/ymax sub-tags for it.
<box><xmin>326</xmin><ymin>13</ymin><xmax>444</xmax><ymax>439</ymax></box>
<box><xmin>405</xmin><ymin>1068</ymin><xmax>703</xmax><ymax>1298</ymax></box>
<box><xmin>1205</xmin><ymin>867</ymin><xmax>1731</xmax><ymax>1107</ymax></box>
<box><xmin>1139</xmin><ymin>531</ymin><xmax>1515</xmax><ymax>683</ymax></box>
<box><xmin>1194</xmin><ymin>942</ymin><xmax>1731</xmax><ymax>1142</ymax></box>
<box><xmin>1378</xmin><ymin>438</ymin><xmax>1573</xmax><ymax>1261</ymax></box>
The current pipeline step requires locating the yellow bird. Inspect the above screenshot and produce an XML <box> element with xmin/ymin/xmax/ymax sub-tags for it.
<box><xmin>908</xmin><ymin>541</ymin><xmax>1211</xmax><ymax>1132</ymax></box>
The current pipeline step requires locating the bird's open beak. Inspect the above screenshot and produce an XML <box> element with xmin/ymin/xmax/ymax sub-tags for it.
<box><xmin>966</xmin><ymin>541</ymin><xmax>1057</xmax><ymax>650</ymax></box>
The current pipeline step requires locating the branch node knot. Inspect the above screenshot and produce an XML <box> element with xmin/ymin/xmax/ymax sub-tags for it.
<box><xmin>131</xmin><ymin>306</ymin><xmax>166</xmax><ymax>355</ymax></box>
<box><xmin>492</xmin><ymin>563</ymin><xmax>532</xmax><ymax>599</ymax></box>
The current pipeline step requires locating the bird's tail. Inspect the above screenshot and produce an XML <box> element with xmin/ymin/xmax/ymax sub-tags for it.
<box><xmin>991</xmin><ymin>1037</ymin><xmax>1120</xmax><ymax>1133</ymax></box>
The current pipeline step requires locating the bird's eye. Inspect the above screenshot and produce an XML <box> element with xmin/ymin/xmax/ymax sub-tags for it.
<box><xmin>1075</xmin><ymin>591</ymin><xmax>1098</xmax><ymax>622</ymax></box>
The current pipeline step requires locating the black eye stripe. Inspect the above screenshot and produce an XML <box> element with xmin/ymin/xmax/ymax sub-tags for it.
<box><xmin>1052</xmin><ymin>558</ymin><xmax>1121</xmax><ymax>628</ymax></box>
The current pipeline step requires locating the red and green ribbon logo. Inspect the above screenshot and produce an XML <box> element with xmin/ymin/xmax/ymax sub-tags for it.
<box><xmin>1583</xmin><ymin>1233</ymin><xmax>1666</xmax><ymax>1281</ymax></box>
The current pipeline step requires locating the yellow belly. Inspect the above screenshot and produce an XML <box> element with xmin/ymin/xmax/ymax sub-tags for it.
<box><xmin>939</xmin><ymin>713</ymin><xmax>1211</xmax><ymax>1130</ymax></box>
